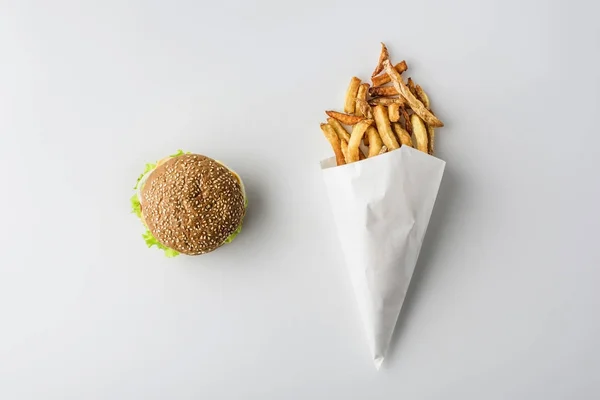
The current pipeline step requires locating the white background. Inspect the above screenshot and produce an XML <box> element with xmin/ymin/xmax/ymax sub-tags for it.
<box><xmin>1</xmin><ymin>0</ymin><xmax>599</xmax><ymax>399</ymax></box>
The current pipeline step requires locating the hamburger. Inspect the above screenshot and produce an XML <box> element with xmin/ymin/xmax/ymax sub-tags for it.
<box><xmin>131</xmin><ymin>150</ymin><xmax>247</xmax><ymax>257</ymax></box>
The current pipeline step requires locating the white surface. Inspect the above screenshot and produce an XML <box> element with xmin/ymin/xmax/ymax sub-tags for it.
<box><xmin>1</xmin><ymin>0</ymin><xmax>599</xmax><ymax>398</ymax></box>
<box><xmin>321</xmin><ymin>147</ymin><xmax>445</xmax><ymax>369</ymax></box>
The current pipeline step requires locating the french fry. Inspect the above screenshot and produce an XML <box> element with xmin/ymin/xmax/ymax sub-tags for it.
<box><xmin>417</xmin><ymin>87</ymin><xmax>435</xmax><ymax>154</ymax></box>
<box><xmin>344</xmin><ymin>77</ymin><xmax>361</xmax><ymax>114</ymax></box>
<box><xmin>340</xmin><ymin>139</ymin><xmax>349</xmax><ymax>162</ymax></box>
<box><xmin>401</xmin><ymin>107</ymin><xmax>412</xmax><ymax>135</ymax></box>
<box><xmin>392</xmin><ymin>122</ymin><xmax>413</xmax><ymax>147</ymax></box>
<box><xmin>428</xmin><ymin>126</ymin><xmax>435</xmax><ymax>155</ymax></box>
<box><xmin>384</xmin><ymin>60</ymin><xmax>443</xmax><ymax>127</ymax></box>
<box><xmin>373</xmin><ymin>105</ymin><xmax>400</xmax><ymax>150</ymax></box>
<box><xmin>355</xmin><ymin>97</ymin><xmax>373</xmax><ymax>145</ymax></box>
<box><xmin>355</xmin><ymin>83</ymin><xmax>369</xmax><ymax>116</ymax></box>
<box><xmin>368</xmin><ymin>97</ymin><xmax>406</xmax><ymax>107</ymax></box>
<box><xmin>378</xmin><ymin>145</ymin><xmax>388</xmax><ymax>155</ymax></box>
<box><xmin>407</xmin><ymin>77</ymin><xmax>417</xmax><ymax>96</ymax></box>
<box><xmin>347</xmin><ymin>119</ymin><xmax>374</xmax><ymax>163</ymax></box>
<box><xmin>366</xmin><ymin>126</ymin><xmax>383</xmax><ymax>157</ymax></box>
<box><xmin>415</xmin><ymin>84</ymin><xmax>430</xmax><ymax>109</ymax></box>
<box><xmin>355</xmin><ymin>98</ymin><xmax>373</xmax><ymax>119</ymax></box>
<box><xmin>326</xmin><ymin>110</ymin><xmax>365</xmax><ymax>125</ymax></box>
<box><xmin>328</xmin><ymin>117</ymin><xmax>351</xmax><ymax>143</ymax></box>
<box><xmin>414</xmin><ymin>84</ymin><xmax>435</xmax><ymax>155</ymax></box>
<box><xmin>410</xmin><ymin>114</ymin><xmax>429</xmax><ymax>153</ymax></box>
<box><xmin>372</xmin><ymin>61</ymin><xmax>408</xmax><ymax>86</ymax></box>
<box><xmin>369</xmin><ymin>86</ymin><xmax>398</xmax><ymax>97</ymax></box>
<box><xmin>388</xmin><ymin>103</ymin><xmax>400</xmax><ymax>122</ymax></box>
<box><xmin>320</xmin><ymin>123</ymin><xmax>345</xmax><ymax>166</ymax></box>
<box><xmin>371</xmin><ymin>42</ymin><xmax>389</xmax><ymax>77</ymax></box>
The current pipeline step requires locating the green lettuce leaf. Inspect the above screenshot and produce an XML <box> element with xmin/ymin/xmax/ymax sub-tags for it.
<box><xmin>169</xmin><ymin>149</ymin><xmax>190</xmax><ymax>157</ymax></box>
<box><xmin>142</xmin><ymin>230</ymin><xmax>180</xmax><ymax>258</ymax></box>
<box><xmin>131</xmin><ymin>191</ymin><xmax>180</xmax><ymax>257</ymax></box>
<box><xmin>131</xmin><ymin>193</ymin><xmax>142</xmax><ymax>219</ymax></box>
<box><xmin>133</xmin><ymin>162</ymin><xmax>157</xmax><ymax>190</ymax></box>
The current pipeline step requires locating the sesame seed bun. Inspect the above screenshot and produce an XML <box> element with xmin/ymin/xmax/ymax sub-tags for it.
<box><xmin>140</xmin><ymin>154</ymin><xmax>246</xmax><ymax>255</ymax></box>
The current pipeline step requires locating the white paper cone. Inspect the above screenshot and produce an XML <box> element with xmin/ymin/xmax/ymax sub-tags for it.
<box><xmin>320</xmin><ymin>146</ymin><xmax>446</xmax><ymax>369</ymax></box>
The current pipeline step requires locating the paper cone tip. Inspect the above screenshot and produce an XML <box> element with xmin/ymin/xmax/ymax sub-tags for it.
<box><xmin>374</xmin><ymin>356</ymin><xmax>384</xmax><ymax>370</ymax></box>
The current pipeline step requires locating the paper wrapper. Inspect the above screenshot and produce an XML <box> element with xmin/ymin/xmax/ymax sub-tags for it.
<box><xmin>320</xmin><ymin>146</ymin><xmax>446</xmax><ymax>369</ymax></box>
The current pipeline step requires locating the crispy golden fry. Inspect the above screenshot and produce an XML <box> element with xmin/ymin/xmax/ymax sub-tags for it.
<box><xmin>369</xmin><ymin>86</ymin><xmax>399</xmax><ymax>97</ymax></box>
<box><xmin>428</xmin><ymin>126</ymin><xmax>435</xmax><ymax>154</ymax></box>
<box><xmin>372</xmin><ymin>61</ymin><xmax>408</xmax><ymax>86</ymax></box>
<box><xmin>366</xmin><ymin>126</ymin><xmax>383</xmax><ymax>157</ymax></box>
<box><xmin>357</xmin><ymin>101</ymin><xmax>372</xmax><ymax>149</ymax></box>
<box><xmin>340</xmin><ymin>139</ymin><xmax>349</xmax><ymax>162</ymax></box>
<box><xmin>414</xmin><ymin>84</ymin><xmax>435</xmax><ymax>154</ymax></box>
<box><xmin>355</xmin><ymin>98</ymin><xmax>373</xmax><ymax>145</ymax></box>
<box><xmin>355</xmin><ymin>98</ymin><xmax>373</xmax><ymax>119</ymax></box>
<box><xmin>326</xmin><ymin>110</ymin><xmax>365</xmax><ymax>125</ymax></box>
<box><xmin>328</xmin><ymin>117</ymin><xmax>351</xmax><ymax>142</ymax></box>
<box><xmin>393</xmin><ymin>122</ymin><xmax>413</xmax><ymax>147</ymax></box>
<box><xmin>321</xmin><ymin>123</ymin><xmax>345</xmax><ymax>166</ymax></box>
<box><xmin>355</xmin><ymin>83</ymin><xmax>369</xmax><ymax>116</ymax></box>
<box><xmin>378</xmin><ymin>145</ymin><xmax>388</xmax><ymax>155</ymax></box>
<box><xmin>388</xmin><ymin>103</ymin><xmax>400</xmax><ymax>122</ymax></box>
<box><xmin>407</xmin><ymin>77</ymin><xmax>417</xmax><ymax>96</ymax></box>
<box><xmin>415</xmin><ymin>84</ymin><xmax>430</xmax><ymax>109</ymax></box>
<box><xmin>344</xmin><ymin>77</ymin><xmax>361</xmax><ymax>114</ymax></box>
<box><xmin>368</xmin><ymin>97</ymin><xmax>406</xmax><ymax>107</ymax></box>
<box><xmin>384</xmin><ymin>60</ymin><xmax>443</xmax><ymax>127</ymax></box>
<box><xmin>401</xmin><ymin>107</ymin><xmax>412</xmax><ymax>135</ymax></box>
<box><xmin>410</xmin><ymin>114</ymin><xmax>428</xmax><ymax>153</ymax></box>
<box><xmin>347</xmin><ymin>119</ymin><xmax>374</xmax><ymax>163</ymax></box>
<box><xmin>373</xmin><ymin>105</ymin><xmax>400</xmax><ymax>150</ymax></box>
<box><xmin>371</xmin><ymin>42</ymin><xmax>390</xmax><ymax>77</ymax></box>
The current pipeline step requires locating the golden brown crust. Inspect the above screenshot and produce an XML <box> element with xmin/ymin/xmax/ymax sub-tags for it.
<box><xmin>140</xmin><ymin>154</ymin><xmax>245</xmax><ymax>255</ymax></box>
<box><xmin>371</xmin><ymin>42</ymin><xmax>390</xmax><ymax>77</ymax></box>
<box><xmin>325</xmin><ymin>110</ymin><xmax>365</xmax><ymax>125</ymax></box>
<box><xmin>371</xmin><ymin>61</ymin><xmax>408</xmax><ymax>86</ymax></box>
<box><xmin>384</xmin><ymin>60</ymin><xmax>444</xmax><ymax>127</ymax></box>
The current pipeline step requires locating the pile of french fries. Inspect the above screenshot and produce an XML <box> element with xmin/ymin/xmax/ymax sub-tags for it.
<box><xmin>321</xmin><ymin>43</ymin><xmax>444</xmax><ymax>166</ymax></box>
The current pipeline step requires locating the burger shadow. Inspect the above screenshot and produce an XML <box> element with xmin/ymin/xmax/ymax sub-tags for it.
<box><xmin>384</xmin><ymin>165</ymin><xmax>461</xmax><ymax>367</ymax></box>
<box><xmin>238</xmin><ymin>174</ymin><xmax>266</xmax><ymax>237</ymax></box>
